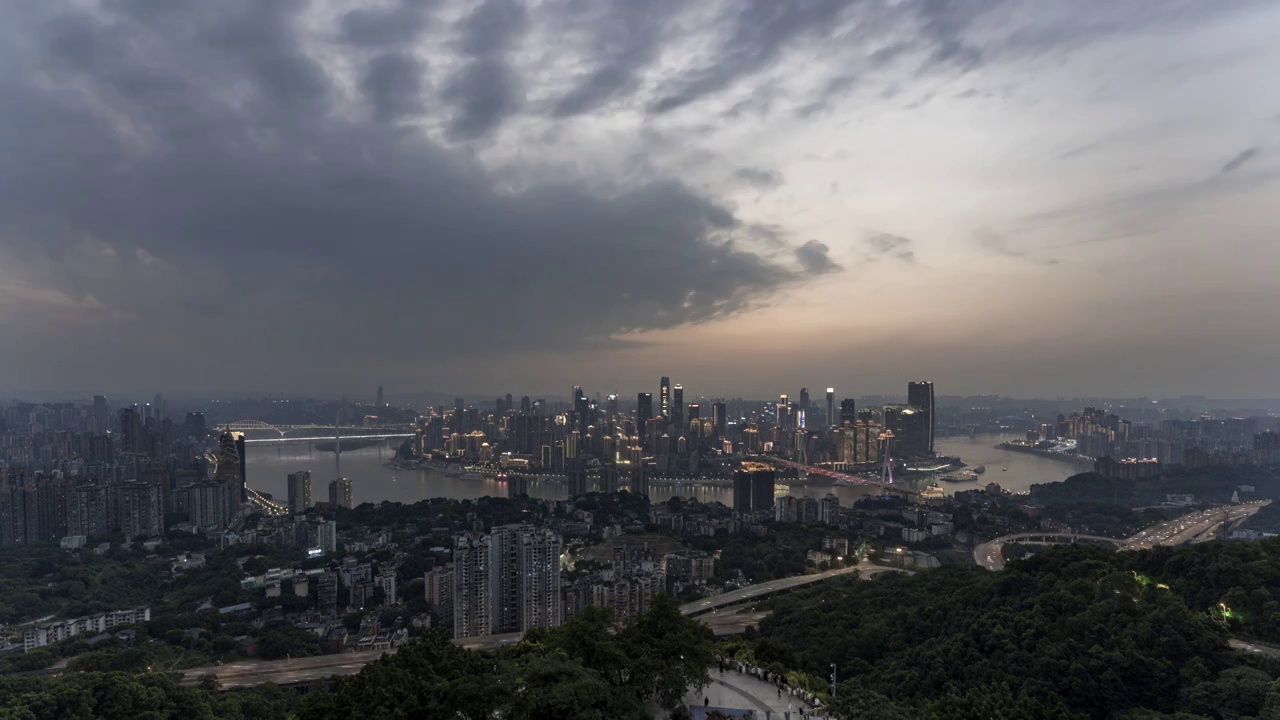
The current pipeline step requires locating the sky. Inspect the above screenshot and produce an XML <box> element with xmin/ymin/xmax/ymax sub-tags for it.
<box><xmin>1</xmin><ymin>0</ymin><xmax>1279</xmax><ymax>401</ymax></box>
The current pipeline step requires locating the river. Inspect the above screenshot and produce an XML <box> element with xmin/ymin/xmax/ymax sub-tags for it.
<box><xmin>244</xmin><ymin>433</ymin><xmax>1079</xmax><ymax>507</ymax></box>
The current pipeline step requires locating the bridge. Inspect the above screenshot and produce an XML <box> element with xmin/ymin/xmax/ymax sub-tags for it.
<box><xmin>758</xmin><ymin>456</ymin><xmax>919</xmax><ymax>497</ymax></box>
<box><xmin>241</xmin><ymin>433</ymin><xmax>414</xmax><ymax>445</ymax></box>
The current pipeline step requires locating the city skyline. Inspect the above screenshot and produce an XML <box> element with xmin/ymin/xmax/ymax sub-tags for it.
<box><xmin>2</xmin><ymin>1</ymin><xmax>1279</xmax><ymax>398</ymax></box>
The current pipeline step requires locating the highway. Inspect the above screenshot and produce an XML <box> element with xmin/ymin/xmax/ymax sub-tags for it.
<box><xmin>183</xmin><ymin>560</ymin><xmax>908</xmax><ymax>690</ymax></box>
<box><xmin>974</xmin><ymin>501</ymin><xmax>1269</xmax><ymax>570</ymax></box>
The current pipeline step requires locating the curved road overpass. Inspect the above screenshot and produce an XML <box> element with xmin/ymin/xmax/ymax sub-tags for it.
<box><xmin>975</xmin><ymin>502</ymin><xmax>1269</xmax><ymax>570</ymax></box>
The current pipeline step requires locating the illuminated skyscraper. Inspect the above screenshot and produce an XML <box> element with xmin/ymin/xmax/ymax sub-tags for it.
<box><xmin>672</xmin><ymin>384</ymin><xmax>684</xmax><ymax>435</ymax></box>
<box><xmin>659</xmin><ymin>377</ymin><xmax>671</xmax><ymax>419</ymax></box>
<box><xmin>637</xmin><ymin>393</ymin><xmax>654</xmax><ymax>443</ymax></box>
<box><xmin>907</xmin><ymin>381</ymin><xmax>935</xmax><ymax>454</ymax></box>
<box><xmin>777</xmin><ymin>394</ymin><xmax>790</xmax><ymax>429</ymax></box>
<box><xmin>826</xmin><ymin>389</ymin><xmax>835</xmax><ymax>429</ymax></box>
<box><xmin>215</xmin><ymin>430</ymin><xmax>245</xmax><ymax>503</ymax></box>
<box><xmin>799</xmin><ymin>388</ymin><xmax>810</xmax><ymax>414</ymax></box>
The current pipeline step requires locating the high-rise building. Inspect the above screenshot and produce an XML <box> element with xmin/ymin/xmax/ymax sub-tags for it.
<box><xmin>119</xmin><ymin>408</ymin><xmax>144</xmax><ymax>454</ymax></box>
<box><xmin>517</xmin><ymin>528</ymin><xmax>562</xmax><ymax>632</ymax></box>
<box><xmin>659</xmin><ymin>377</ymin><xmax>671</xmax><ymax>420</ymax></box>
<box><xmin>672</xmin><ymin>385</ymin><xmax>684</xmax><ymax>436</ymax></box>
<box><xmin>799</xmin><ymin>388</ymin><xmax>810</xmax><ymax>414</ymax></box>
<box><xmin>376</xmin><ymin>385</ymin><xmax>384</xmax><ymax>406</ymax></box>
<box><xmin>907</xmin><ymin>381</ymin><xmax>935</xmax><ymax>455</ymax></box>
<box><xmin>630</xmin><ymin>467</ymin><xmax>649</xmax><ymax>500</ymax></box>
<box><xmin>732</xmin><ymin>471</ymin><xmax>753</xmax><ymax>515</ymax></box>
<box><xmin>731</xmin><ymin>466</ymin><xmax>777</xmax><ymax>516</ymax></box>
<box><xmin>184</xmin><ymin>412</ymin><xmax>207</xmax><ymax>440</ymax></box>
<box><xmin>425</xmin><ymin>564</ymin><xmax>454</xmax><ymax>630</ymax></box>
<box><xmin>212</xmin><ymin>430</ymin><xmax>246</xmax><ymax>502</ymax></box>
<box><xmin>93</xmin><ymin>396</ymin><xmax>109</xmax><ymax>434</ymax></box>
<box><xmin>452</xmin><ymin>526</ymin><xmax>562</xmax><ymax>639</ymax></box>
<box><xmin>839</xmin><ymin>399</ymin><xmax>857</xmax><ymax>427</ymax></box>
<box><xmin>636</xmin><ymin>393</ymin><xmax>654</xmax><ymax>444</ymax></box>
<box><xmin>751</xmin><ymin>468</ymin><xmax>776</xmax><ymax>514</ymax></box>
<box><xmin>287</xmin><ymin>471</ymin><xmax>312</xmax><ymax>514</ymax></box>
<box><xmin>453</xmin><ymin>533</ymin><xmax>492</xmax><ymax>638</ymax></box>
<box><xmin>328</xmin><ymin>477</ymin><xmax>353</xmax><ymax>509</ymax></box>
<box><xmin>883</xmin><ymin>405</ymin><xmax>926</xmax><ymax>458</ymax></box>
<box><xmin>711</xmin><ymin>402</ymin><xmax>727</xmax><ymax>439</ymax></box>
<box><xmin>826</xmin><ymin>389</ymin><xmax>835</xmax><ymax>429</ymax></box>
<box><xmin>777</xmin><ymin>395</ymin><xmax>790</xmax><ymax>429</ymax></box>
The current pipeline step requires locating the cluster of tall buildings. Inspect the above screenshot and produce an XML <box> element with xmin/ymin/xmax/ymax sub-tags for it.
<box><xmin>1035</xmin><ymin>406</ymin><xmax>1280</xmax><ymax>469</ymax></box>
<box><xmin>449</xmin><ymin>525</ymin><xmax>563</xmax><ymax>639</ymax></box>
<box><xmin>411</xmin><ymin>379</ymin><xmax>939</xmax><ymax>482</ymax></box>
<box><xmin>0</xmin><ymin>397</ymin><xmax>244</xmax><ymax>545</ymax></box>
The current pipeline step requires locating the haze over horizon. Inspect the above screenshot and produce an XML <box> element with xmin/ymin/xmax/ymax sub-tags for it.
<box><xmin>2</xmin><ymin>0</ymin><xmax>1279</xmax><ymax>399</ymax></box>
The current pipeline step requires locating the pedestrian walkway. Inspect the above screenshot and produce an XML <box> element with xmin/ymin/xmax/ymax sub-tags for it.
<box><xmin>685</xmin><ymin>668</ymin><xmax>822</xmax><ymax>720</ymax></box>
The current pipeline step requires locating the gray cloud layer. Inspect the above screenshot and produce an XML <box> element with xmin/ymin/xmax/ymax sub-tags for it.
<box><xmin>0</xmin><ymin>0</ymin><xmax>841</xmax><ymax>390</ymax></box>
<box><xmin>0</xmin><ymin>0</ymin><xmax>1273</xmax><ymax>395</ymax></box>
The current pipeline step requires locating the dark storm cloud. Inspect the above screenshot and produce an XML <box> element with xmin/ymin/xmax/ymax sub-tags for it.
<box><xmin>733</xmin><ymin>166</ymin><xmax>783</xmax><ymax>190</ymax></box>
<box><xmin>865</xmin><ymin>234</ymin><xmax>917</xmax><ymax>263</ymax></box>
<box><xmin>0</xmin><ymin>1</ymin><xmax>831</xmax><ymax>388</ymax></box>
<box><xmin>443</xmin><ymin>0</ymin><xmax>526</xmax><ymax>138</ymax></box>
<box><xmin>794</xmin><ymin>241</ymin><xmax>842</xmax><ymax>274</ymax></box>
<box><xmin>339</xmin><ymin>0</ymin><xmax>432</xmax><ymax>47</ymax></box>
<box><xmin>1219</xmin><ymin>146</ymin><xmax>1261</xmax><ymax>175</ymax></box>
<box><xmin>362</xmin><ymin>52</ymin><xmax>427</xmax><ymax>121</ymax></box>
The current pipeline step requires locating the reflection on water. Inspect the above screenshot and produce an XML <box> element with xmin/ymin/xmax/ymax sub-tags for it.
<box><xmin>244</xmin><ymin>433</ymin><xmax>1076</xmax><ymax>508</ymax></box>
<box><xmin>933</xmin><ymin>433</ymin><xmax>1078</xmax><ymax>495</ymax></box>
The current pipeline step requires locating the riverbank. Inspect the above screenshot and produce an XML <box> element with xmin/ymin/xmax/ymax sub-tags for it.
<box><xmin>997</xmin><ymin>442</ymin><xmax>1094</xmax><ymax>468</ymax></box>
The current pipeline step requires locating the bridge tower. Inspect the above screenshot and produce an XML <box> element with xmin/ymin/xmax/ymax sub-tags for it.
<box><xmin>334</xmin><ymin>411</ymin><xmax>342</xmax><ymax>477</ymax></box>
<box><xmin>878</xmin><ymin>429</ymin><xmax>896</xmax><ymax>487</ymax></box>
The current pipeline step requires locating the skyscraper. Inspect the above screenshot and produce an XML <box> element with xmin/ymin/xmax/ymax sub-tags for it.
<box><xmin>454</xmin><ymin>525</ymin><xmax>563</xmax><ymax>638</ymax></box>
<box><xmin>517</xmin><ymin>528</ymin><xmax>562</xmax><ymax>632</ymax></box>
<box><xmin>376</xmin><ymin>385</ymin><xmax>384</xmax><ymax>406</ymax></box>
<box><xmin>287</xmin><ymin>471</ymin><xmax>312</xmax><ymax>514</ymax></box>
<box><xmin>711</xmin><ymin>402</ymin><xmax>727</xmax><ymax>439</ymax></box>
<box><xmin>732</xmin><ymin>465</ymin><xmax>776</xmax><ymax>516</ymax></box>
<box><xmin>777</xmin><ymin>395</ymin><xmax>790</xmax><ymax>429</ymax></box>
<box><xmin>119</xmin><ymin>408</ymin><xmax>144</xmax><ymax>453</ymax></box>
<box><xmin>637</xmin><ymin>393</ymin><xmax>653</xmax><ymax>443</ymax></box>
<box><xmin>93</xmin><ymin>395</ymin><xmax>109</xmax><ymax>434</ymax></box>
<box><xmin>328</xmin><ymin>477</ymin><xmax>353</xmax><ymax>508</ymax></box>
<box><xmin>839</xmin><ymin>399</ymin><xmax>857</xmax><ymax>427</ymax></box>
<box><xmin>907</xmin><ymin>381</ymin><xmax>936</xmax><ymax>454</ymax></box>
<box><xmin>659</xmin><ymin>377</ymin><xmax>670</xmax><ymax>420</ymax></box>
<box><xmin>184</xmin><ymin>412</ymin><xmax>207</xmax><ymax>440</ymax></box>
<box><xmin>826</xmin><ymin>389</ymin><xmax>835</xmax><ymax>429</ymax></box>
<box><xmin>799</xmin><ymin>388</ymin><xmax>810</xmax><ymax>414</ymax></box>
<box><xmin>215</xmin><ymin>430</ymin><xmax>242</xmax><ymax>493</ymax></box>
<box><xmin>453</xmin><ymin>533</ymin><xmax>492</xmax><ymax>638</ymax></box>
<box><xmin>672</xmin><ymin>384</ymin><xmax>684</xmax><ymax>436</ymax></box>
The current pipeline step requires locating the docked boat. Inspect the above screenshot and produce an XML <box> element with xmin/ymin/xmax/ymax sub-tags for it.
<box><xmin>941</xmin><ymin>470</ymin><xmax>979</xmax><ymax>483</ymax></box>
<box><xmin>973</xmin><ymin>465</ymin><xmax>986</xmax><ymax>474</ymax></box>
